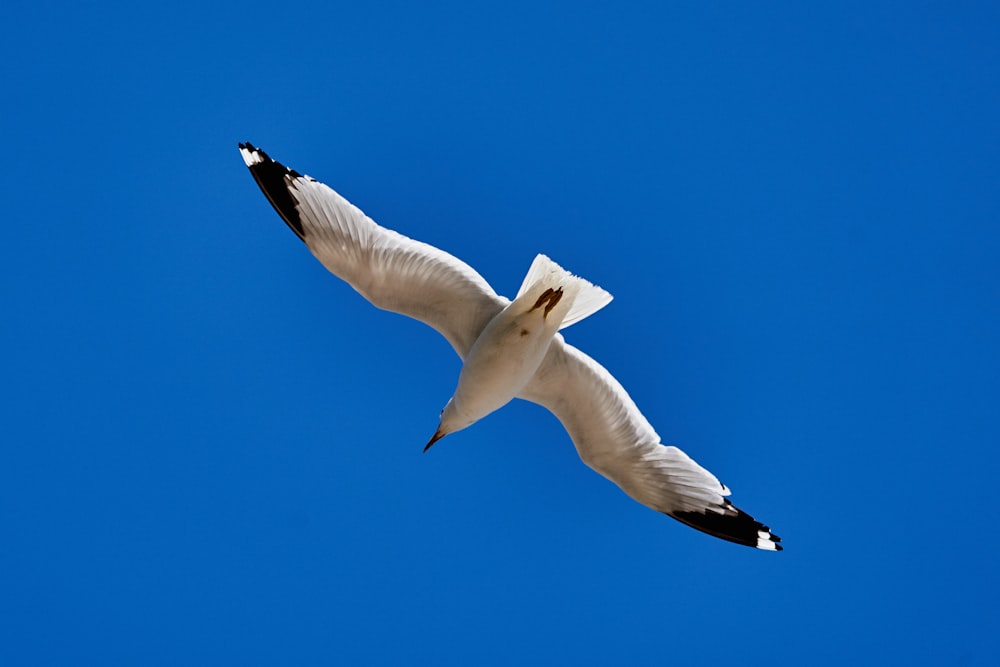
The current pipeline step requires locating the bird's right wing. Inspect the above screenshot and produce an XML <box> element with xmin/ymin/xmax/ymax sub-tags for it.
<box><xmin>240</xmin><ymin>143</ymin><xmax>508</xmax><ymax>358</ymax></box>
<box><xmin>518</xmin><ymin>337</ymin><xmax>782</xmax><ymax>550</ymax></box>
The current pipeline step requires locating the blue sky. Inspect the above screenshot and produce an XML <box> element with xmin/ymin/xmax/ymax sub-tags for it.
<box><xmin>2</xmin><ymin>1</ymin><xmax>998</xmax><ymax>664</ymax></box>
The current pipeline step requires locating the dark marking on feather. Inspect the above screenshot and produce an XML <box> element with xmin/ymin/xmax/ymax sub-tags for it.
<box><xmin>669</xmin><ymin>499</ymin><xmax>782</xmax><ymax>551</ymax></box>
<box><xmin>530</xmin><ymin>287</ymin><xmax>564</xmax><ymax>318</ymax></box>
<box><xmin>239</xmin><ymin>142</ymin><xmax>307</xmax><ymax>241</ymax></box>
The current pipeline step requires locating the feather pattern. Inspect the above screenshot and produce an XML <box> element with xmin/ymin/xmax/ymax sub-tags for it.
<box><xmin>240</xmin><ymin>142</ymin><xmax>507</xmax><ymax>358</ymax></box>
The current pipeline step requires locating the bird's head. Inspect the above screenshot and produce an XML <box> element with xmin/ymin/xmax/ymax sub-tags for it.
<box><xmin>424</xmin><ymin>398</ymin><xmax>475</xmax><ymax>452</ymax></box>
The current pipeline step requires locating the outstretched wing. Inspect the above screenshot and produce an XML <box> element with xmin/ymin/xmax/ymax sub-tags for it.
<box><xmin>518</xmin><ymin>337</ymin><xmax>782</xmax><ymax>550</ymax></box>
<box><xmin>239</xmin><ymin>143</ymin><xmax>508</xmax><ymax>358</ymax></box>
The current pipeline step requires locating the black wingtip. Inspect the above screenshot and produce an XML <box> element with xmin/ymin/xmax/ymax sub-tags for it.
<box><xmin>238</xmin><ymin>143</ymin><xmax>307</xmax><ymax>241</ymax></box>
<box><xmin>670</xmin><ymin>499</ymin><xmax>783</xmax><ymax>551</ymax></box>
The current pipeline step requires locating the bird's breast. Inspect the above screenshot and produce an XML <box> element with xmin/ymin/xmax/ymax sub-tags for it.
<box><xmin>451</xmin><ymin>306</ymin><xmax>559</xmax><ymax>423</ymax></box>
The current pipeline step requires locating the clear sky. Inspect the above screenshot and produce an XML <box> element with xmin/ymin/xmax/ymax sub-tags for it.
<box><xmin>2</xmin><ymin>1</ymin><xmax>998</xmax><ymax>664</ymax></box>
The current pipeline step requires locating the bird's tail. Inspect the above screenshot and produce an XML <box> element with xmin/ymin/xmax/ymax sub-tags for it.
<box><xmin>515</xmin><ymin>254</ymin><xmax>613</xmax><ymax>330</ymax></box>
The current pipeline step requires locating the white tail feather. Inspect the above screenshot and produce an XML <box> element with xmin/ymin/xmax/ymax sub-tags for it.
<box><xmin>516</xmin><ymin>254</ymin><xmax>613</xmax><ymax>330</ymax></box>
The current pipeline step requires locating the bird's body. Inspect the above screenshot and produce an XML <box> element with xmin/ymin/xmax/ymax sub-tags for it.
<box><xmin>239</xmin><ymin>142</ymin><xmax>782</xmax><ymax>551</ymax></box>
<box><xmin>442</xmin><ymin>253</ymin><xmax>612</xmax><ymax>438</ymax></box>
<box><xmin>446</xmin><ymin>295</ymin><xmax>560</xmax><ymax>433</ymax></box>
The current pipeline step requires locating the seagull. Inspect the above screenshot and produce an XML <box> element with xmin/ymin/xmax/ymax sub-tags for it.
<box><xmin>239</xmin><ymin>142</ymin><xmax>782</xmax><ymax>551</ymax></box>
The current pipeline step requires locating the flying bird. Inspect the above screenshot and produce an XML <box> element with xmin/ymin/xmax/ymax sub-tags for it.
<box><xmin>239</xmin><ymin>142</ymin><xmax>782</xmax><ymax>551</ymax></box>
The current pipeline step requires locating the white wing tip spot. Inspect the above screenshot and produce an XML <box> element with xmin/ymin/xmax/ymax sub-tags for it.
<box><xmin>757</xmin><ymin>530</ymin><xmax>781</xmax><ymax>551</ymax></box>
<box><xmin>240</xmin><ymin>145</ymin><xmax>264</xmax><ymax>167</ymax></box>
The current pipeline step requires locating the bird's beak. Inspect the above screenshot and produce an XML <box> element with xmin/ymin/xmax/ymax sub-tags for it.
<box><xmin>424</xmin><ymin>427</ymin><xmax>446</xmax><ymax>453</ymax></box>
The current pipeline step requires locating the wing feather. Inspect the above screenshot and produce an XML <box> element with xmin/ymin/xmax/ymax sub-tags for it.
<box><xmin>239</xmin><ymin>143</ymin><xmax>507</xmax><ymax>358</ymax></box>
<box><xmin>519</xmin><ymin>338</ymin><xmax>782</xmax><ymax>550</ymax></box>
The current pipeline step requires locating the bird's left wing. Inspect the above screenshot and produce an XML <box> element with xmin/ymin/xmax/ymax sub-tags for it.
<box><xmin>518</xmin><ymin>337</ymin><xmax>782</xmax><ymax>550</ymax></box>
<box><xmin>240</xmin><ymin>143</ymin><xmax>508</xmax><ymax>358</ymax></box>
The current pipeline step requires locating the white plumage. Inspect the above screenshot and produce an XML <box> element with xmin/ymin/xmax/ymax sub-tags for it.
<box><xmin>239</xmin><ymin>142</ymin><xmax>781</xmax><ymax>551</ymax></box>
